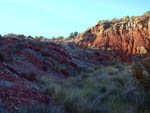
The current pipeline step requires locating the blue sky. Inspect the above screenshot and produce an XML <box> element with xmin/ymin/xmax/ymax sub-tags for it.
<box><xmin>0</xmin><ymin>0</ymin><xmax>150</xmax><ymax>38</ymax></box>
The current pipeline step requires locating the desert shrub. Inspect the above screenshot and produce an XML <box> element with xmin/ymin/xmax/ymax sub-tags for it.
<box><xmin>115</xmin><ymin>63</ymin><xmax>124</xmax><ymax>71</ymax></box>
<box><xmin>45</xmin><ymin>57</ymin><xmax>60</xmax><ymax>69</ymax></box>
<box><xmin>44</xmin><ymin>57</ymin><xmax>80</xmax><ymax>76</ymax></box>
<box><xmin>11</xmin><ymin>42</ymin><xmax>26</xmax><ymax>53</ymax></box>
<box><xmin>112</xmin><ymin>18</ymin><xmax>119</xmax><ymax>22</ymax></box>
<box><xmin>15</xmin><ymin>104</ymin><xmax>64</xmax><ymax>113</ymax></box>
<box><xmin>124</xmin><ymin>16</ymin><xmax>130</xmax><ymax>20</ymax></box>
<box><xmin>34</xmin><ymin>36</ymin><xmax>40</xmax><ymax>41</ymax></box>
<box><xmin>110</xmin><ymin>100</ymin><xmax>137</xmax><ymax>113</ymax></box>
<box><xmin>56</xmin><ymin>36</ymin><xmax>64</xmax><ymax>40</ymax></box>
<box><xmin>63</xmin><ymin>89</ymin><xmax>84</xmax><ymax>112</ymax></box>
<box><xmin>39</xmin><ymin>75</ymin><xmax>110</xmax><ymax>113</ymax></box>
<box><xmin>143</xmin><ymin>11</ymin><xmax>150</xmax><ymax>16</ymax></box>
<box><xmin>6</xmin><ymin>33</ymin><xmax>17</xmax><ymax>37</ymax></box>
<box><xmin>132</xmin><ymin>60</ymin><xmax>150</xmax><ymax>90</ymax></box>
<box><xmin>27</xmin><ymin>35</ymin><xmax>33</xmax><ymax>39</ymax></box>
<box><xmin>132</xmin><ymin>59</ymin><xmax>150</xmax><ymax>111</ymax></box>
<box><xmin>38</xmin><ymin>63</ymin><xmax>140</xmax><ymax>113</ymax></box>
<box><xmin>45</xmin><ymin>57</ymin><xmax>68</xmax><ymax>71</ymax></box>
<box><xmin>111</xmin><ymin>77</ymin><xmax>125</xmax><ymax>87</ymax></box>
<box><xmin>98</xmin><ymin>66</ymin><xmax>118</xmax><ymax>75</ymax></box>
<box><xmin>62</xmin><ymin>88</ymin><xmax>109</xmax><ymax>113</ymax></box>
<box><xmin>69</xmin><ymin>32</ymin><xmax>79</xmax><ymax>38</ymax></box>
<box><xmin>0</xmin><ymin>102</ymin><xmax>10</xmax><ymax>113</ymax></box>
<box><xmin>103</xmin><ymin>20</ymin><xmax>110</xmax><ymax>23</ymax></box>
<box><xmin>74</xmin><ymin>99</ymin><xmax>109</xmax><ymax>113</ymax></box>
<box><xmin>51</xmin><ymin>37</ymin><xmax>56</xmax><ymax>40</ymax></box>
<box><xmin>0</xmin><ymin>52</ymin><xmax>7</xmax><ymax>62</ymax></box>
<box><xmin>18</xmin><ymin>34</ymin><xmax>26</xmax><ymax>39</ymax></box>
<box><xmin>82</xmin><ymin>88</ymin><xmax>100</xmax><ymax>102</ymax></box>
<box><xmin>21</xmin><ymin>72</ymin><xmax>38</xmax><ymax>82</ymax></box>
<box><xmin>65</xmin><ymin>65</ymin><xmax>136</xmax><ymax>112</ymax></box>
<box><xmin>39</xmin><ymin>76</ymin><xmax>63</xmax><ymax>97</ymax></box>
<box><xmin>97</xmin><ymin>20</ymin><xmax>102</xmax><ymax>24</ymax></box>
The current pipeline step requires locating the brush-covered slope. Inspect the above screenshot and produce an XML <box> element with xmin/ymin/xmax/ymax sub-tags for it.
<box><xmin>0</xmin><ymin>34</ymin><xmax>113</xmax><ymax>112</ymax></box>
<box><xmin>1</xmin><ymin>12</ymin><xmax>150</xmax><ymax>113</ymax></box>
<box><xmin>0</xmin><ymin>35</ymin><xmax>87</xmax><ymax>111</ymax></box>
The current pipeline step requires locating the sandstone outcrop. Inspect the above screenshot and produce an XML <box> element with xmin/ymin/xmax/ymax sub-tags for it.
<box><xmin>75</xmin><ymin>14</ymin><xmax>150</xmax><ymax>61</ymax></box>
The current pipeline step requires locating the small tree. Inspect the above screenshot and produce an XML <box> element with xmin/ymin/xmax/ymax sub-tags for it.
<box><xmin>27</xmin><ymin>35</ymin><xmax>33</xmax><ymax>39</ymax></box>
<box><xmin>102</xmin><ymin>20</ymin><xmax>110</xmax><ymax>23</ymax></box>
<box><xmin>51</xmin><ymin>36</ymin><xmax>56</xmax><ymax>40</ymax></box>
<box><xmin>57</xmin><ymin>36</ymin><xmax>64</xmax><ymax>40</ymax></box>
<box><xmin>112</xmin><ymin>18</ymin><xmax>119</xmax><ymax>22</ymax></box>
<box><xmin>143</xmin><ymin>11</ymin><xmax>150</xmax><ymax>16</ymax></box>
<box><xmin>124</xmin><ymin>16</ymin><xmax>129</xmax><ymax>20</ymax></box>
<box><xmin>18</xmin><ymin>34</ymin><xmax>25</xmax><ymax>38</ymax></box>
<box><xmin>73</xmin><ymin>32</ymin><xmax>78</xmax><ymax>38</ymax></box>
<box><xmin>39</xmin><ymin>36</ymin><xmax>45</xmax><ymax>40</ymax></box>
<box><xmin>34</xmin><ymin>36</ymin><xmax>39</xmax><ymax>40</ymax></box>
<box><xmin>69</xmin><ymin>32</ymin><xmax>74</xmax><ymax>38</ymax></box>
<box><xmin>97</xmin><ymin>20</ymin><xmax>102</xmax><ymax>24</ymax></box>
<box><xmin>69</xmin><ymin>32</ymin><xmax>79</xmax><ymax>38</ymax></box>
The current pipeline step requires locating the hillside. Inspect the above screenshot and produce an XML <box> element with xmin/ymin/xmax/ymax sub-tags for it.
<box><xmin>0</xmin><ymin>35</ymin><xmax>115</xmax><ymax>112</ymax></box>
<box><xmin>0</xmin><ymin>12</ymin><xmax>150</xmax><ymax>113</ymax></box>
<box><xmin>75</xmin><ymin>12</ymin><xmax>150</xmax><ymax>61</ymax></box>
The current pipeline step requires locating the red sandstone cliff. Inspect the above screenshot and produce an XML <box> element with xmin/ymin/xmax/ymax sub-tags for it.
<box><xmin>75</xmin><ymin>13</ymin><xmax>150</xmax><ymax>60</ymax></box>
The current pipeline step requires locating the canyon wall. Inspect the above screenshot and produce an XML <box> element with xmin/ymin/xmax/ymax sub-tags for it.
<box><xmin>75</xmin><ymin>15</ymin><xmax>150</xmax><ymax>60</ymax></box>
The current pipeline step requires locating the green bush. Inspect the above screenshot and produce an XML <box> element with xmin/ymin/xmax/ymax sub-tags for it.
<box><xmin>0</xmin><ymin>52</ymin><xmax>7</xmax><ymax>62</ymax></box>
<box><xmin>56</xmin><ymin>36</ymin><xmax>64</xmax><ymax>39</ymax></box>
<box><xmin>15</xmin><ymin>104</ymin><xmax>64</xmax><ymax>113</ymax></box>
<box><xmin>124</xmin><ymin>16</ymin><xmax>129</xmax><ymax>20</ymax></box>
<box><xmin>99</xmin><ymin>66</ymin><xmax>118</xmax><ymax>75</ymax></box>
<box><xmin>143</xmin><ymin>11</ymin><xmax>150</xmax><ymax>16</ymax></box>
<box><xmin>97</xmin><ymin>20</ymin><xmax>102</xmax><ymax>24</ymax></box>
<box><xmin>103</xmin><ymin>20</ymin><xmax>110</xmax><ymax>23</ymax></box>
<box><xmin>69</xmin><ymin>32</ymin><xmax>79</xmax><ymax>38</ymax></box>
<box><xmin>34</xmin><ymin>36</ymin><xmax>40</xmax><ymax>40</ymax></box>
<box><xmin>0</xmin><ymin>102</ymin><xmax>10</xmax><ymax>113</ymax></box>
<box><xmin>11</xmin><ymin>42</ymin><xmax>26</xmax><ymax>53</ymax></box>
<box><xmin>132</xmin><ymin>59</ymin><xmax>150</xmax><ymax>112</ymax></box>
<box><xmin>132</xmin><ymin>60</ymin><xmax>150</xmax><ymax>90</ymax></box>
<box><xmin>37</xmin><ymin>63</ymin><xmax>141</xmax><ymax>113</ymax></box>
<box><xmin>112</xmin><ymin>18</ymin><xmax>119</xmax><ymax>22</ymax></box>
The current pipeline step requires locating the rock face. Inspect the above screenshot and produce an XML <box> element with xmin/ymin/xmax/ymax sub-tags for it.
<box><xmin>0</xmin><ymin>36</ymin><xmax>79</xmax><ymax>111</ymax></box>
<box><xmin>0</xmin><ymin>35</ymin><xmax>104</xmax><ymax>111</ymax></box>
<box><xmin>75</xmin><ymin>15</ymin><xmax>150</xmax><ymax>61</ymax></box>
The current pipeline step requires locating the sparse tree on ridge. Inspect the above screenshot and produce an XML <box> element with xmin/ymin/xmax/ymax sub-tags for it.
<box><xmin>69</xmin><ymin>32</ymin><xmax>79</xmax><ymax>38</ymax></box>
<box><xmin>143</xmin><ymin>11</ymin><xmax>150</xmax><ymax>16</ymax></box>
<box><xmin>34</xmin><ymin>36</ymin><xmax>39</xmax><ymax>40</ymax></box>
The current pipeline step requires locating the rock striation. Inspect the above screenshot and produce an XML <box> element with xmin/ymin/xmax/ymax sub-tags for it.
<box><xmin>0</xmin><ymin>35</ymin><xmax>101</xmax><ymax>111</ymax></box>
<box><xmin>75</xmin><ymin>14</ymin><xmax>150</xmax><ymax>61</ymax></box>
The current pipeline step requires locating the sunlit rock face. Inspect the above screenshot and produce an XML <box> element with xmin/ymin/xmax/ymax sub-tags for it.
<box><xmin>75</xmin><ymin>15</ymin><xmax>150</xmax><ymax>60</ymax></box>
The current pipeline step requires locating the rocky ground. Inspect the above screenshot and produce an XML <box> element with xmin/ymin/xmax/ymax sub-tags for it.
<box><xmin>0</xmin><ymin>35</ymin><xmax>114</xmax><ymax>112</ymax></box>
<box><xmin>0</xmin><ymin>12</ymin><xmax>150</xmax><ymax>113</ymax></box>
